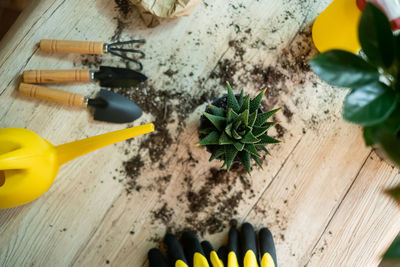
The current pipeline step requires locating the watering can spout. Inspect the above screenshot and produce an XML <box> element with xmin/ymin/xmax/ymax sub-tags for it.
<box><xmin>55</xmin><ymin>123</ymin><xmax>154</xmax><ymax>165</ymax></box>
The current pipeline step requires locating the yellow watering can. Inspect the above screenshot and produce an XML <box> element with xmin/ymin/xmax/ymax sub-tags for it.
<box><xmin>312</xmin><ymin>0</ymin><xmax>362</xmax><ymax>53</ymax></box>
<box><xmin>0</xmin><ymin>123</ymin><xmax>154</xmax><ymax>209</ymax></box>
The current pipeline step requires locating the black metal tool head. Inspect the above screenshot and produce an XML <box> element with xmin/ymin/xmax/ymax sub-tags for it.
<box><xmin>106</xmin><ymin>39</ymin><xmax>146</xmax><ymax>70</ymax></box>
<box><xmin>94</xmin><ymin>66</ymin><xmax>147</xmax><ymax>88</ymax></box>
<box><xmin>89</xmin><ymin>89</ymin><xmax>142</xmax><ymax>123</ymax></box>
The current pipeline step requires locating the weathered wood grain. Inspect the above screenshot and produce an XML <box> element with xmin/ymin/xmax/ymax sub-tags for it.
<box><xmin>0</xmin><ymin>0</ymin><xmax>398</xmax><ymax>266</ymax></box>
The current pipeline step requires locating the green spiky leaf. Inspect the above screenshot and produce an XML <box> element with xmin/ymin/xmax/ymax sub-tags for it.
<box><xmin>233</xmin><ymin>141</ymin><xmax>245</xmax><ymax>151</ymax></box>
<box><xmin>209</xmin><ymin>104</ymin><xmax>225</xmax><ymax>117</ymax></box>
<box><xmin>238</xmin><ymin>89</ymin><xmax>244</xmax><ymax>106</ymax></box>
<box><xmin>225</xmin><ymin>145</ymin><xmax>239</xmax><ymax>171</ymax></box>
<box><xmin>254</xmin><ymin>108</ymin><xmax>280</xmax><ymax>126</ymax></box>
<box><xmin>244</xmin><ymin>144</ymin><xmax>260</xmax><ymax>157</ymax></box>
<box><xmin>262</xmin><ymin>121</ymin><xmax>278</xmax><ymax>129</ymax></box>
<box><xmin>225</xmin><ymin>123</ymin><xmax>233</xmax><ymax>137</ymax></box>
<box><xmin>251</xmin><ymin>154</ymin><xmax>263</xmax><ymax>168</ymax></box>
<box><xmin>227</xmin><ymin>108</ymin><xmax>239</xmax><ymax>123</ymax></box>
<box><xmin>203</xmin><ymin>112</ymin><xmax>226</xmax><ymax>131</ymax></box>
<box><xmin>227</xmin><ymin>82</ymin><xmax>240</xmax><ymax>112</ymax></box>
<box><xmin>248</xmin><ymin>110</ymin><xmax>258</xmax><ymax>128</ymax></box>
<box><xmin>256</xmin><ymin>145</ymin><xmax>270</xmax><ymax>155</ymax></box>
<box><xmin>219</xmin><ymin>132</ymin><xmax>234</xmax><ymax>144</ymax></box>
<box><xmin>209</xmin><ymin>147</ymin><xmax>225</xmax><ymax>161</ymax></box>
<box><xmin>258</xmin><ymin>134</ymin><xmax>280</xmax><ymax>145</ymax></box>
<box><xmin>241</xmin><ymin>131</ymin><xmax>260</xmax><ymax>144</ymax></box>
<box><xmin>232</xmin><ymin>129</ymin><xmax>242</xmax><ymax>140</ymax></box>
<box><xmin>239</xmin><ymin>95</ymin><xmax>250</xmax><ymax>113</ymax></box>
<box><xmin>250</xmin><ymin>89</ymin><xmax>266</xmax><ymax>113</ymax></box>
<box><xmin>235</xmin><ymin>109</ymin><xmax>249</xmax><ymax>126</ymax></box>
<box><xmin>252</xmin><ymin>125</ymin><xmax>270</xmax><ymax>137</ymax></box>
<box><xmin>238</xmin><ymin>151</ymin><xmax>251</xmax><ymax>173</ymax></box>
<box><xmin>198</xmin><ymin>131</ymin><xmax>220</xmax><ymax>145</ymax></box>
<box><xmin>199</xmin><ymin>128</ymin><xmax>214</xmax><ymax>134</ymax></box>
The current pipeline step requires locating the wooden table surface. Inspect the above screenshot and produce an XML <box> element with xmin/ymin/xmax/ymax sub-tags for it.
<box><xmin>1</xmin><ymin>0</ymin><xmax>399</xmax><ymax>266</ymax></box>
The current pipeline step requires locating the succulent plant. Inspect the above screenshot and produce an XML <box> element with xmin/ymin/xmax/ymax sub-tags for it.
<box><xmin>198</xmin><ymin>83</ymin><xmax>280</xmax><ymax>173</ymax></box>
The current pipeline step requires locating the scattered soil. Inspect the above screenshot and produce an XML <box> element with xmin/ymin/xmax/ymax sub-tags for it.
<box><xmin>114</xmin><ymin>0</ymin><xmax>133</xmax><ymax>19</ymax></box>
<box><xmin>107</xmin><ymin>17</ymin><xmax>317</xmax><ymax>237</ymax></box>
<box><xmin>79</xmin><ymin>55</ymin><xmax>102</xmax><ymax>68</ymax></box>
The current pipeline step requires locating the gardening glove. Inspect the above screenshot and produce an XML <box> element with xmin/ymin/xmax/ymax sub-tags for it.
<box><xmin>148</xmin><ymin>231</ymin><xmax>224</xmax><ymax>267</ymax></box>
<box><xmin>225</xmin><ymin>223</ymin><xmax>277</xmax><ymax>267</ymax></box>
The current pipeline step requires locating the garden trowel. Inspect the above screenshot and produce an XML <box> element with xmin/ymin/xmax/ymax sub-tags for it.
<box><xmin>23</xmin><ymin>66</ymin><xmax>147</xmax><ymax>88</ymax></box>
<box><xmin>19</xmin><ymin>83</ymin><xmax>142</xmax><ymax>123</ymax></box>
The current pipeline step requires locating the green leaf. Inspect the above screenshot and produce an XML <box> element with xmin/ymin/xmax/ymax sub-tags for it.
<box><xmin>309</xmin><ymin>50</ymin><xmax>379</xmax><ymax>88</ymax></box>
<box><xmin>251</xmin><ymin>154</ymin><xmax>263</xmax><ymax>169</ymax></box>
<box><xmin>238</xmin><ymin>151</ymin><xmax>251</xmax><ymax>173</ymax></box>
<box><xmin>241</xmin><ymin>131</ymin><xmax>260</xmax><ymax>144</ymax></box>
<box><xmin>244</xmin><ymin>144</ymin><xmax>260</xmax><ymax>157</ymax></box>
<box><xmin>203</xmin><ymin>112</ymin><xmax>226</xmax><ymax>131</ymax></box>
<box><xmin>381</xmin><ymin>105</ymin><xmax>400</xmax><ymax>134</ymax></box>
<box><xmin>224</xmin><ymin>145</ymin><xmax>238</xmax><ymax>171</ymax></box>
<box><xmin>252</xmin><ymin>125</ymin><xmax>270</xmax><ymax>137</ymax></box>
<box><xmin>343</xmin><ymin>82</ymin><xmax>396</xmax><ymax>126</ymax></box>
<box><xmin>248</xmin><ymin>110</ymin><xmax>258</xmax><ymax>128</ymax></box>
<box><xmin>250</xmin><ymin>88</ymin><xmax>266</xmax><ymax>113</ymax></box>
<box><xmin>258</xmin><ymin>134</ymin><xmax>280</xmax><ymax>145</ymax></box>
<box><xmin>383</xmin><ymin>234</ymin><xmax>400</xmax><ymax>260</ymax></box>
<box><xmin>209</xmin><ymin>147</ymin><xmax>225</xmax><ymax>161</ymax></box>
<box><xmin>209</xmin><ymin>104</ymin><xmax>225</xmax><ymax>117</ymax></box>
<box><xmin>256</xmin><ymin>145</ymin><xmax>270</xmax><ymax>155</ymax></box>
<box><xmin>232</xmin><ymin>129</ymin><xmax>242</xmax><ymax>140</ymax></box>
<box><xmin>254</xmin><ymin>109</ymin><xmax>280</xmax><ymax>126</ymax></box>
<box><xmin>225</xmin><ymin>122</ymin><xmax>233</xmax><ymax>137</ymax></box>
<box><xmin>262</xmin><ymin>121</ymin><xmax>277</xmax><ymax>129</ymax></box>
<box><xmin>375</xmin><ymin>129</ymin><xmax>400</xmax><ymax>167</ymax></box>
<box><xmin>363</xmin><ymin>126</ymin><xmax>377</xmax><ymax>146</ymax></box>
<box><xmin>227</xmin><ymin>108</ymin><xmax>239</xmax><ymax>123</ymax></box>
<box><xmin>199</xmin><ymin>128</ymin><xmax>214</xmax><ymax>134</ymax></box>
<box><xmin>386</xmin><ymin>186</ymin><xmax>400</xmax><ymax>205</ymax></box>
<box><xmin>198</xmin><ymin>131</ymin><xmax>220</xmax><ymax>145</ymax></box>
<box><xmin>219</xmin><ymin>132</ymin><xmax>234</xmax><ymax>144</ymax></box>
<box><xmin>227</xmin><ymin>82</ymin><xmax>240</xmax><ymax>112</ymax></box>
<box><xmin>238</xmin><ymin>89</ymin><xmax>244</xmax><ymax>106</ymax></box>
<box><xmin>233</xmin><ymin>141</ymin><xmax>245</xmax><ymax>151</ymax></box>
<box><xmin>239</xmin><ymin>95</ymin><xmax>250</xmax><ymax>113</ymax></box>
<box><xmin>359</xmin><ymin>3</ymin><xmax>395</xmax><ymax>68</ymax></box>
<box><xmin>235</xmin><ymin>109</ymin><xmax>249</xmax><ymax>126</ymax></box>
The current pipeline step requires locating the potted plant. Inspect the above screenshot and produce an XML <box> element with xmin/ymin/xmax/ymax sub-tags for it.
<box><xmin>310</xmin><ymin>3</ymin><xmax>400</xmax><ymax>263</ymax></box>
<box><xmin>198</xmin><ymin>83</ymin><xmax>280</xmax><ymax>173</ymax></box>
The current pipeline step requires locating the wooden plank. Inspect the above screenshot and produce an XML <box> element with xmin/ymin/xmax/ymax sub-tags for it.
<box><xmin>2</xmin><ymin>0</ymin><xmax>396</xmax><ymax>266</ymax></box>
<box><xmin>306</xmin><ymin>155</ymin><xmax>400</xmax><ymax>267</ymax></box>
<box><xmin>244</xmin><ymin>121</ymin><xmax>372</xmax><ymax>266</ymax></box>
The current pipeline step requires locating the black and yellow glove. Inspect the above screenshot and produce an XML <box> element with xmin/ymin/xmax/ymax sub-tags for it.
<box><xmin>148</xmin><ymin>231</ymin><xmax>224</xmax><ymax>267</ymax></box>
<box><xmin>225</xmin><ymin>223</ymin><xmax>277</xmax><ymax>267</ymax></box>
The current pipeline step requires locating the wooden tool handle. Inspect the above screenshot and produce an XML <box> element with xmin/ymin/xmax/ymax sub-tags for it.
<box><xmin>23</xmin><ymin>70</ymin><xmax>91</xmax><ymax>83</ymax></box>
<box><xmin>40</xmin><ymin>39</ymin><xmax>104</xmax><ymax>54</ymax></box>
<box><xmin>19</xmin><ymin>83</ymin><xmax>86</xmax><ymax>106</ymax></box>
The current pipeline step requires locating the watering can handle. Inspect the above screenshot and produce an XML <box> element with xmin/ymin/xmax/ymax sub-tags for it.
<box><xmin>19</xmin><ymin>83</ymin><xmax>87</xmax><ymax>107</ymax></box>
<box><xmin>40</xmin><ymin>39</ymin><xmax>105</xmax><ymax>54</ymax></box>
<box><xmin>23</xmin><ymin>70</ymin><xmax>91</xmax><ymax>84</ymax></box>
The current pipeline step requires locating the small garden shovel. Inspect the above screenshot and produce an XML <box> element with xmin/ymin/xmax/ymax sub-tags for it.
<box><xmin>19</xmin><ymin>83</ymin><xmax>142</xmax><ymax>123</ymax></box>
<box><xmin>0</xmin><ymin>124</ymin><xmax>154</xmax><ymax>209</ymax></box>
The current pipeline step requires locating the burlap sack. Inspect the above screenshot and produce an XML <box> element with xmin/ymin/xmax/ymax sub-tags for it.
<box><xmin>131</xmin><ymin>0</ymin><xmax>202</xmax><ymax>27</ymax></box>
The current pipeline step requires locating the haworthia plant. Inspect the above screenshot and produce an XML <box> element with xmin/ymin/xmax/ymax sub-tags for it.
<box><xmin>198</xmin><ymin>83</ymin><xmax>280</xmax><ymax>173</ymax></box>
